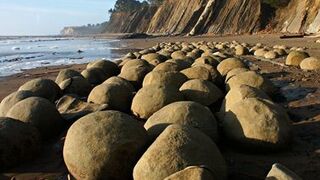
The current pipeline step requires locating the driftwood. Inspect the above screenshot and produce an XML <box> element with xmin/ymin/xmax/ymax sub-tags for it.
<box><xmin>280</xmin><ymin>34</ymin><xmax>304</xmax><ymax>39</ymax></box>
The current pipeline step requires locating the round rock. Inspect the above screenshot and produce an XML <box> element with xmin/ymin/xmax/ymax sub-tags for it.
<box><xmin>0</xmin><ymin>117</ymin><xmax>40</xmax><ymax>170</ymax></box>
<box><xmin>18</xmin><ymin>78</ymin><xmax>61</xmax><ymax>102</ymax></box>
<box><xmin>285</xmin><ymin>51</ymin><xmax>309</xmax><ymax>66</ymax></box>
<box><xmin>59</xmin><ymin>76</ymin><xmax>92</xmax><ymax>97</ymax></box>
<box><xmin>88</xmin><ymin>83</ymin><xmax>134</xmax><ymax>112</ymax></box>
<box><xmin>181</xmin><ymin>66</ymin><xmax>212</xmax><ymax>81</ymax></box>
<box><xmin>55</xmin><ymin>69</ymin><xmax>83</xmax><ymax>85</ymax></box>
<box><xmin>180</xmin><ymin>79</ymin><xmax>223</xmax><ymax>106</ymax></box>
<box><xmin>131</xmin><ymin>85</ymin><xmax>183</xmax><ymax>119</ymax></box>
<box><xmin>87</xmin><ymin>60</ymin><xmax>120</xmax><ymax>76</ymax></box>
<box><xmin>143</xmin><ymin>71</ymin><xmax>188</xmax><ymax>88</ymax></box>
<box><xmin>63</xmin><ymin>111</ymin><xmax>148</xmax><ymax>180</ymax></box>
<box><xmin>217</xmin><ymin>58</ymin><xmax>246</xmax><ymax>77</ymax></box>
<box><xmin>7</xmin><ymin>97</ymin><xmax>64</xmax><ymax>139</ymax></box>
<box><xmin>145</xmin><ymin>101</ymin><xmax>219</xmax><ymax>141</ymax></box>
<box><xmin>223</xmin><ymin>98</ymin><xmax>291</xmax><ymax>149</ymax></box>
<box><xmin>0</xmin><ymin>91</ymin><xmax>34</xmax><ymax>117</ymax></box>
<box><xmin>133</xmin><ymin>125</ymin><xmax>227</xmax><ymax>180</ymax></box>
<box><xmin>300</xmin><ymin>57</ymin><xmax>320</xmax><ymax>70</ymax></box>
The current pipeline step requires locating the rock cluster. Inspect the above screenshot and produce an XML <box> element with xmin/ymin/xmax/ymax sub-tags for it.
<box><xmin>0</xmin><ymin>41</ymin><xmax>301</xmax><ymax>179</ymax></box>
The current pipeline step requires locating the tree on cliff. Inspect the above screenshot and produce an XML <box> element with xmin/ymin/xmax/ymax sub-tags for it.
<box><xmin>112</xmin><ymin>0</ymin><xmax>148</xmax><ymax>12</ymax></box>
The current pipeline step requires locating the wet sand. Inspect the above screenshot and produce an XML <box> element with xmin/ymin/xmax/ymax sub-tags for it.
<box><xmin>1</xmin><ymin>34</ymin><xmax>320</xmax><ymax>179</ymax></box>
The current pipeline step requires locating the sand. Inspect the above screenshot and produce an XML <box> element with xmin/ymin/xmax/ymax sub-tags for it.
<box><xmin>1</xmin><ymin>34</ymin><xmax>320</xmax><ymax>179</ymax></box>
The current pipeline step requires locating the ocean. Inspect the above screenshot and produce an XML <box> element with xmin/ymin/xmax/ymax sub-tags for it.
<box><xmin>0</xmin><ymin>37</ymin><xmax>127</xmax><ymax>77</ymax></box>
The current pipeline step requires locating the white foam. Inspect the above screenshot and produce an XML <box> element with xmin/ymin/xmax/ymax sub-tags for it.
<box><xmin>11</xmin><ymin>47</ymin><xmax>20</xmax><ymax>50</ymax></box>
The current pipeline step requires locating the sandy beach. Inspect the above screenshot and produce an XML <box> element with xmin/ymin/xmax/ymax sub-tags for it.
<box><xmin>1</xmin><ymin>34</ymin><xmax>320</xmax><ymax>179</ymax></box>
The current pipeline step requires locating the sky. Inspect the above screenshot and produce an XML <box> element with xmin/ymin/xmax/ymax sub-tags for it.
<box><xmin>0</xmin><ymin>0</ymin><xmax>117</xmax><ymax>36</ymax></box>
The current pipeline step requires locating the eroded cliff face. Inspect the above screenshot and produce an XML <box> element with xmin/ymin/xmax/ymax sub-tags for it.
<box><xmin>103</xmin><ymin>0</ymin><xmax>320</xmax><ymax>35</ymax></box>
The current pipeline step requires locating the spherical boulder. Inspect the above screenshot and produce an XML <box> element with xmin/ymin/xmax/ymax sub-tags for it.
<box><xmin>103</xmin><ymin>76</ymin><xmax>135</xmax><ymax>92</ymax></box>
<box><xmin>59</xmin><ymin>76</ymin><xmax>92</xmax><ymax>97</ymax></box>
<box><xmin>18</xmin><ymin>78</ymin><xmax>61</xmax><ymax>102</ymax></box>
<box><xmin>180</xmin><ymin>79</ymin><xmax>223</xmax><ymax>106</ymax></box>
<box><xmin>63</xmin><ymin>111</ymin><xmax>148</xmax><ymax>180</ymax></box>
<box><xmin>88</xmin><ymin>83</ymin><xmax>134</xmax><ymax>112</ymax></box>
<box><xmin>55</xmin><ymin>69</ymin><xmax>83</xmax><ymax>85</ymax></box>
<box><xmin>194</xmin><ymin>56</ymin><xmax>219</xmax><ymax>67</ymax></box>
<box><xmin>0</xmin><ymin>91</ymin><xmax>34</xmax><ymax>117</ymax></box>
<box><xmin>191</xmin><ymin>64</ymin><xmax>223</xmax><ymax>86</ymax></box>
<box><xmin>87</xmin><ymin>60</ymin><xmax>120</xmax><ymax>76</ymax></box>
<box><xmin>0</xmin><ymin>117</ymin><xmax>40</xmax><ymax>170</ymax></box>
<box><xmin>153</xmin><ymin>62</ymin><xmax>181</xmax><ymax>72</ymax></box>
<box><xmin>254</xmin><ymin>48</ymin><xmax>268</xmax><ymax>57</ymax></box>
<box><xmin>223</xmin><ymin>98</ymin><xmax>291</xmax><ymax>149</ymax></box>
<box><xmin>164</xmin><ymin>166</ymin><xmax>214</xmax><ymax>180</ymax></box>
<box><xmin>7</xmin><ymin>97</ymin><xmax>64</xmax><ymax>139</ymax></box>
<box><xmin>285</xmin><ymin>51</ymin><xmax>309</xmax><ymax>66</ymax></box>
<box><xmin>143</xmin><ymin>71</ymin><xmax>188</xmax><ymax>88</ymax></box>
<box><xmin>235</xmin><ymin>45</ymin><xmax>249</xmax><ymax>56</ymax></box>
<box><xmin>181</xmin><ymin>66</ymin><xmax>212</xmax><ymax>81</ymax></box>
<box><xmin>141</xmin><ymin>53</ymin><xmax>167</xmax><ymax>62</ymax></box>
<box><xmin>131</xmin><ymin>85</ymin><xmax>183</xmax><ymax>119</ymax></box>
<box><xmin>217</xmin><ymin>58</ymin><xmax>246</xmax><ymax>77</ymax></box>
<box><xmin>220</xmin><ymin>85</ymin><xmax>271</xmax><ymax>113</ymax></box>
<box><xmin>226</xmin><ymin>71</ymin><xmax>276</xmax><ymax>95</ymax></box>
<box><xmin>145</xmin><ymin>101</ymin><xmax>219</xmax><ymax>141</ymax></box>
<box><xmin>166</xmin><ymin>58</ymin><xmax>193</xmax><ymax>70</ymax></box>
<box><xmin>133</xmin><ymin>125</ymin><xmax>227</xmax><ymax>180</ymax></box>
<box><xmin>264</xmin><ymin>51</ymin><xmax>278</xmax><ymax>59</ymax></box>
<box><xmin>300</xmin><ymin>57</ymin><xmax>320</xmax><ymax>70</ymax></box>
<box><xmin>225</xmin><ymin>68</ymin><xmax>249</xmax><ymax>82</ymax></box>
<box><xmin>119</xmin><ymin>60</ymin><xmax>152</xmax><ymax>89</ymax></box>
<box><xmin>171</xmin><ymin>51</ymin><xmax>187</xmax><ymax>59</ymax></box>
<box><xmin>81</xmin><ymin>67</ymin><xmax>110</xmax><ymax>85</ymax></box>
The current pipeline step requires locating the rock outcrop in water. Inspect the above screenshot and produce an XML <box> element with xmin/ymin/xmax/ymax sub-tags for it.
<box><xmin>101</xmin><ymin>0</ymin><xmax>320</xmax><ymax>36</ymax></box>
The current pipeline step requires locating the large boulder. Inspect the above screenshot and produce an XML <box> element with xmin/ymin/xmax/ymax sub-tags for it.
<box><xmin>103</xmin><ymin>76</ymin><xmax>135</xmax><ymax>92</ymax></box>
<box><xmin>191</xmin><ymin>64</ymin><xmax>223</xmax><ymax>86</ymax></box>
<box><xmin>264</xmin><ymin>51</ymin><xmax>278</xmax><ymax>59</ymax></box>
<box><xmin>0</xmin><ymin>117</ymin><xmax>40</xmax><ymax>170</ymax></box>
<box><xmin>18</xmin><ymin>78</ymin><xmax>61</xmax><ymax>102</ymax></box>
<box><xmin>87</xmin><ymin>60</ymin><xmax>120</xmax><ymax>76</ymax></box>
<box><xmin>141</xmin><ymin>53</ymin><xmax>167</xmax><ymax>63</ymax></box>
<box><xmin>153</xmin><ymin>62</ymin><xmax>181</xmax><ymax>72</ymax></box>
<box><xmin>164</xmin><ymin>166</ymin><xmax>214</xmax><ymax>180</ymax></box>
<box><xmin>254</xmin><ymin>48</ymin><xmax>268</xmax><ymax>57</ymax></box>
<box><xmin>0</xmin><ymin>90</ymin><xmax>34</xmax><ymax>117</ymax></box>
<box><xmin>145</xmin><ymin>101</ymin><xmax>219</xmax><ymax>141</ymax></box>
<box><xmin>180</xmin><ymin>79</ymin><xmax>223</xmax><ymax>106</ymax></box>
<box><xmin>217</xmin><ymin>58</ymin><xmax>246</xmax><ymax>76</ymax></box>
<box><xmin>166</xmin><ymin>58</ymin><xmax>193</xmax><ymax>70</ymax></box>
<box><xmin>226</xmin><ymin>71</ymin><xmax>276</xmax><ymax>95</ymax></box>
<box><xmin>171</xmin><ymin>51</ymin><xmax>187</xmax><ymax>59</ymax></box>
<box><xmin>63</xmin><ymin>111</ymin><xmax>148</xmax><ymax>180</ymax></box>
<box><xmin>223</xmin><ymin>98</ymin><xmax>291</xmax><ymax>149</ymax></box>
<box><xmin>300</xmin><ymin>57</ymin><xmax>320</xmax><ymax>70</ymax></box>
<box><xmin>235</xmin><ymin>45</ymin><xmax>249</xmax><ymax>56</ymax></box>
<box><xmin>220</xmin><ymin>85</ymin><xmax>270</xmax><ymax>113</ymax></box>
<box><xmin>119</xmin><ymin>59</ymin><xmax>152</xmax><ymax>89</ymax></box>
<box><xmin>88</xmin><ymin>83</ymin><xmax>134</xmax><ymax>112</ymax></box>
<box><xmin>58</xmin><ymin>76</ymin><xmax>92</xmax><ymax>97</ymax></box>
<box><xmin>133</xmin><ymin>125</ymin><xmax>227</xmax><ymax>180</ymax></box>
<box><xmin>81</xmin><ymin>67</ymin><xmax>110</xmax><ymax>85</ymax></box>
<box><xmin>55</xmin><ymin>69</ymin><xmax>83</xmax><ymax>85</ymax></box>
<box><xmin>7</xmin><ymin>97</ymin><xmax>64</xmax><ymax>139</ymax></box>
<box><xmin>194</xmin><ymin>56</ymin><xmax>220</xmax><ymax>67</ymax></box>
<box><xmin>143</xmin><ymin>71</ymin><xmax>188</xmax><ymax>88</ymax></box>
<box><xmin>181</xmin><ymin>66</ymin><xmax>212</xmax><ymax>81</ymax></box>
<box><xmin>285</xmin><ymin>51</ymin><xmax>309</xmax><ymax>66</ymax></box>
<box><xmin>225</xmin><ymin>68</ymin><xmax>249</xmax><ymax>82</ymax></box>
<box><xmin>131</xmin><ymin>85</ymin><xmax>183</xmax><ymax>119</ymax></box>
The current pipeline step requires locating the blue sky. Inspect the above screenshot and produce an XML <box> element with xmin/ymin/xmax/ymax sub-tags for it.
<box><xmin>0</xmin><ymin>0</ymin><xmax>117</xmax><ymax>35</ymax></box>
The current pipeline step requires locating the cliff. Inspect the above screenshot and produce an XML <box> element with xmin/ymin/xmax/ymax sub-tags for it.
<box><xmin>61</xmin><ymin>22</ymin><xmax>107</xmax><ymax>36</ymax></box>
<box><xmin>101</xmin><ymin>0</ymin><xmax>320</xmax><ymax>36</ymax></box>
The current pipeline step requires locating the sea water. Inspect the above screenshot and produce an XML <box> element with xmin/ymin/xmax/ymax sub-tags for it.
<box><xmin>0</xmin><ymin>37</ymin><xmax>125</xmax><ymax>77</ymax></box>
